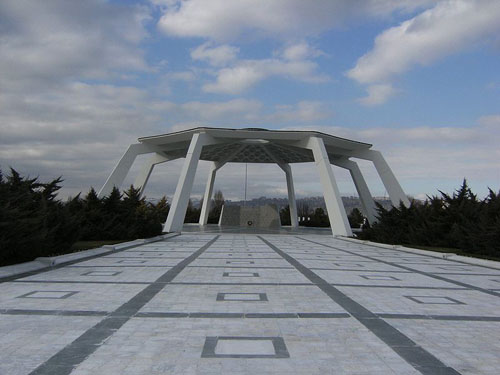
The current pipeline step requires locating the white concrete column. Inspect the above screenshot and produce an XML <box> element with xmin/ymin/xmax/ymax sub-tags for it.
<box><xmin>134</xmin><ymin>153</ymin><xmax>172</xmax><ymax>197</ymax></box>
<box><xmin>163</xmin><ymin>132</ymin><xmax>209</xmax><ymax>233</ymax></box>
<box><xmin>278</xmin><ymin>164</ymin><xmax>299</xmax><ymax>228</ymax></box>
<box><xmin>307</xmin><ymin>137</ymin><xmax>352</xmax><ymax>237</ymax></box>
<box><xmin>98</xmin><ymin>143</ymin><xmax>152</xmax><ymax>198</ymax></box>
<box><xmin>199</xmin><ymin>162</ymin><xmax>225</xmax><ymax>225</ymax></box>
<box><xmin>355</xmin><ymin>150</ymin><xmax>410</xmax><ymax>208</ymax></box>
<box><xmin>331</xmin><ymin>158</ymin><xmax>377</xmax><ymax>224</ymax></box>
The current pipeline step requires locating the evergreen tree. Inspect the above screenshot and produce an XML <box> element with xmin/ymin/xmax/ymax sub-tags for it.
<box><xmin>280</xmin><ymin>205</ymin><xmax>291</xmax><ymax>226</ymax></box>
<box><xmin>208</xmin><ymin>190</ymin><xmax>225</xmax><ymax>224</ymax></box>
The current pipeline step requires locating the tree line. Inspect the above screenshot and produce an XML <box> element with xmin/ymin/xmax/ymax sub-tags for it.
<box><xmin>280</xmin><ymin>204</ymin><xmax>365</xmax><ymax>228</ymax></box>
<box><xmin>360</xmin><ymin>180</ymin><xmax>500</xmax><ymax>258</ymax></box>
<box><xmin>0</xmin><ymin>168</ymin><xmax>223</xmax><ymax>266</ymax></box>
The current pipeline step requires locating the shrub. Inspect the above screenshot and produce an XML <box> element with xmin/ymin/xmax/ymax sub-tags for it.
<box><xmin>0</xmin><ymin>168</ymin><xmax>80</xmax><ymax>266</ymax></box>
<box><xmin>359</xmin><ymin>180</ymin><xmax>500</xmax><ymax>258</ymax></box>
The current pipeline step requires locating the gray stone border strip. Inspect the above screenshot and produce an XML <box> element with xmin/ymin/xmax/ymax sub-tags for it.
<box><xmin>11</xmin><ymin>280</ymin><xmax>152</xmax><ymax>285</ymax></box>
<box><xmin>135</xmin><ymin>312</ymin><xmax>351</xmax><ymax>319</ymax></box>
<box><xmin>0</xmin><ymin>233</ymin><xmax>180</xmax><ymax>283</ymax></box>
<box><xmin>7</xmin><ymin>280</ymin><xmax>469</xmax><ymax>289</ymax></box>
<box><xmin>3</xmin><ymin>308</ymin><xmax>498</xmax><ymax>322</ymax></box>
<box><xmin>0</xmin><ymin>309</ymin><xmax>108</xmax><ymax>316</ymax></box>
<box><xmin>338</xmin><ymin>237</ymin><xmax>500</xmax><ymax>271</ymax></box>
<box><xmin>259</xmin><ymin>236</ymin><xmax>461</xmax><ymax>375</ymax></box>
<box><xmin>299</xmin><ymin>236</ymin><xmax>500</xmax><ymax>299</ymax></box>
<box><xmin>378</xmin><ymin>313</ymin><xmax>500</xmax><ymax>321</ymax></box>
<box><xmin>28</xmin><ymin>235</ymin><xmax>219</xmax><ymax>375</ymax></box>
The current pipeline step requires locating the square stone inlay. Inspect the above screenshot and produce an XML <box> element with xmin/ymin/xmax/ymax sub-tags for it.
<box><xmin>116</xmin><ymin>259</ymin><xmax>147</xmax><ymax>264</ymax></box>
<box><xmin>404</xmin><ymin>296</ymin><xmax>466</xmax><ymax>305</ymax></box>
<box><xmin>81</xmin><ymin>270</ymin><xmax>122</xmax><ymax>276</ymax></box>
<box><xmin>139</xmin><ymin>252</ymin><xmax>164</xmax><ymax>256</ymax></box>
<box><xmin>333</xmin><ymin>263</ymin><xmax>364</xmax><ymax>267</ymax></box>
<box><xmin>223</xmin><ymin>272</ymin><xmax>259</xmax><ymax>277</ymax></box>
<box><xmin>436</xmin><ymin>265</ymin><xmax>473</xmax><ymax>271</ymax></box>
<box><xmin>360</xmin><ymin>275</ymin><xmax>400</xmax><ymax>281</ymax></box>
<box><xmin>201</xmin><ymin>336</ymin><xmax>289</xmax><ymax>358</ymax></box>
<box><xmin>226</xmin><ymin>261</ymin><xmax>255</xmax><ymax>265</ymax></box>
<box><xmin>216</xmin><ymin>293</ymin><xmax>268</xmax><ymax>301</ymax></box>
<box><xmin>17</xmin><ymin>291</ymin><xmax>78</xmax><ymax>299</ymax></box>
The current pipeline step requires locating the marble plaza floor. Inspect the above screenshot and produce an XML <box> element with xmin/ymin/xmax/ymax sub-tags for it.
<box><xmin>1</xmin><ymin>229</ymin><xmax>500</xmax><ymax>375</ymax></box>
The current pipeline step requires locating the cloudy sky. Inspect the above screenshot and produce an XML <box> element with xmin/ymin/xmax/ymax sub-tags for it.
<box><xmin>1</xmin><ymin>0</ymin><xmax>499</xmax><ymax>202</ymax></box>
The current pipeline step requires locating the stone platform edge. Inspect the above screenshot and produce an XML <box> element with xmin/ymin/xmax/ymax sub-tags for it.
<box><xmin>338</xmin><ymin>236</ymin><xmax>500</xmax><ymax>270</ymax></box>
<box><xmin>0</xmin><ymin>233</ymin><xmax>180</xmax><ymax>280</ymax></box>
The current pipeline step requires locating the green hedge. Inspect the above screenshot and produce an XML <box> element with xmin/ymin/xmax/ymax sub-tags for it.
<box><xmin>0</xmin><ymin>168</ymin><xmax>228</xmax><ymax>266</ymax></box>
<box><xmin>359</xmin><ymin>180</ymin><xmax>500</xmax><ymax>258</ymax></box>
<box><xmin>0</xmin><ymin>168</ymin><xmax>168</xmax><ymax>266</ymax></box>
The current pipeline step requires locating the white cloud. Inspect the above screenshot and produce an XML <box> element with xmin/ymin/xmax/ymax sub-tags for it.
<box><xmin>358</xmin><ymin>84</ymin><xmax>398</xmax><ymax>106</ymax></box>
<box><xmin>191</xmin><ymin>42</ymin><xmax>239</xmax><ymax>66</ymax></box>
<box><xmin>168</xmin><ymin>71</ymin><xmax>196</xmax><ymax>81</ymax></box>
<box><xmin>203</xmin><ymin>59</ymin><xmax>328</xmax><ymax>94</ymax></box>
<box><xmin>289</xmin><ymin>118</ymin><xmax>500</xmax><ymax>196</ymax></box>
<box><xmin>348</xmin><ymin>0</ymin><xmax>500</xmax><ymax>87</ymax></box>
<box><xmin>180</xmin><ymin>99</ymin><xmax>262</xmax><ymax>121</ymax></box>
<box><xmin>269</xmin><ymin>101</ymin><xmax>331</xmax><ymax>123</ymax></box>
<box><xmin>281</xmin><ymin>42</ymin><xmax>325</xmax><ymax>61</ymax></box>
<box><xmin>0</xmin><ymin>0</ymin><xmax>150</xmax><ymax>92</ymax></box>
<box><xmin>157</xmin><ymin>0</ymin><xmax>435</xmax><ymax>41</ymax></box>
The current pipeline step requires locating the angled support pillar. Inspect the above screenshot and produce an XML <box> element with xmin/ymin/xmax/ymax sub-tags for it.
<box><xmin>278</xmin><ymin>163</ymin><xmax>299</xmax><ymax>228</ymax></box>
<box><xmin>163</xmin><ymin>132</ymin><xmax>211</xmax><ymax>233</ymax></box>
<box><xmin>331</xmin><ymin>158</ymin><xmax>377</xmax><ymax>224</ymax></box>
<box><xmin>353</xmin><ymin>150</ymin><xmax>410</xmax><ymax>208</ymax></box>
<box><xmin>98</xmin><ymin>143</ymin><xmax>153</xmax><ymax>198</ymax></box>
<box><xmin>199</xmin><ymin>161</ymin><xmax>225</xmax><ymax>225</ymax></box>
<box><xmin>134</xmin><ymin>153</ymin><xmax>174</xmax><ymax>197</ymax></box>
<box><xmin>306</xmin><ymin>137</ymin><xmax>352</xmax><ymax>237</ymax></box>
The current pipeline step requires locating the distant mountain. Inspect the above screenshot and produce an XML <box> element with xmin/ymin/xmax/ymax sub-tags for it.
<box><xmin>147</xmin><ymin>195</ymin><xmax>396</xmax><ymax>215</ymax></box>
<box><xmin>225</xmin><ymin>196</ymin><xmax>394</xmax><ymax>214</ymax></box>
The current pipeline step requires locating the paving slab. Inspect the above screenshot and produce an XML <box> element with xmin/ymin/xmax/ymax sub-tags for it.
<box><xmin>1</xmin><ymin>230</ymin><xmax>499</xmax><ymax>374</ymax></box>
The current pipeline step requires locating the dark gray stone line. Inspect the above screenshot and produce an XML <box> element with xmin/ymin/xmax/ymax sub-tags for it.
<box><xmin>28</xmin><ymin>235</ymin><xmax>220</xmax><ymax>375</ymax></box>
<box><xmin>125</xmin><ymin>250</ymin><xmax>196</xmax><ymax>253</ymax></box>
<box><xmin>299</xmin><ymin>237</ymin><xmax>500</xmax><ymax>299</ymax></box>
<box><xmin>9</xmin><ymin>280</ymin><xmax>314</xmax><ymax>286</ymax></box>
<box><xmin>378</xmin><ymin>313</ymin><xmax>500</xmax><ymax>321</ymax></box>
<box><xmin>331</xmin><ymin>284</ymin><xmax>468</xmax><ymax>290</ymax></box>
<box><xmin>7</xmin><ymin>279</ymin><xmax>466</xmax><ymax>289</ymax></box>
<box><xmin>188</xmin><ymin>265</ymin><xmax>294</xmax><ymax>269</ymax></box>
<box><xmin>335</xmin><ymin>237</ymin><xmax>500</xmax><ymax>271</ymax></box>
<box><xmin>430</xmin><ymin>272</ymin><xmax>500</xmax><ymax>276</ymax></box>
<box><xmin>308</xmin><ymin>268</ymin><xmax>412</xmax><ymax>273</ymax></box>
<box><xmin>197</xmin><ymin>257</ymin><xmax>282</xmax><ymax>260</ymax></box>
<box><xmin>167</xmin><ymin>282</ymin><xmax>314</xmax><ymax>286</ymax></box>
<box><xmin>103</xmin><ymin>256</ymin><xmax>186</xmax><ymax>259</ymax></box>
<box><xmin>66</xmin><ymin>265</ymin><xmax>177</xmax><ymax>268</ymax></box>
<box><xmin>260</xmin><ymin>236</ymin><xmax>461</xmax><ymax>375</ymax></box>
<box><xmin>10</xmin><ymin>280</ymin><xmax>152</xmax><ymax>285</ymax></box>
<box><xmin>135</xmin><ymin>312</ymin><xmax>351</xmax><ymax>319</ymax></box>
<box><xmin>204</xmin><ymin>251</ymin><xmax>275</xmax><ymax>254</ymax></box>
<box><xmin>3</xmin><ymin>308</ymin><xmax>498</xmax><ymax>322</ymax></box>
<box><xmin>0</xmin><ymin>309</ymin><xmax>109</xmax><ymax>317</ymax></box>
<box><xmin>63</xmin><ymin>265</ymin><xmax>296</xmax><ymax>269</ymax></box>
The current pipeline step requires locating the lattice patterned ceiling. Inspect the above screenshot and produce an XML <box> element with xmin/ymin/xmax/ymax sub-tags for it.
<box><xmin>199</xmin><ymin>142</ymin><xmax>313</xmax><ymax>164</ymax></box>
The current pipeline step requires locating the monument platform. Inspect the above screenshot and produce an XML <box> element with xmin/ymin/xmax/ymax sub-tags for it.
<box><xmin>1</xmin><ymin>227</ymin><xmax>499</xmax><ymax>374</ymax></box>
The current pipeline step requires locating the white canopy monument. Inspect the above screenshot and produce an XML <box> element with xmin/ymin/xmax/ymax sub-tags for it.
<box><xmin>98</xmin><ymin>127</ymin><xmax>410</xmax><ymax>237</ymax></box>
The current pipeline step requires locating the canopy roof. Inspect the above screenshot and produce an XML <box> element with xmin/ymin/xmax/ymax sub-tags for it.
<box><xmin>138</xmin><ymin>127</ymin><xmax>371</xmax><ymax>164</ymax></box>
